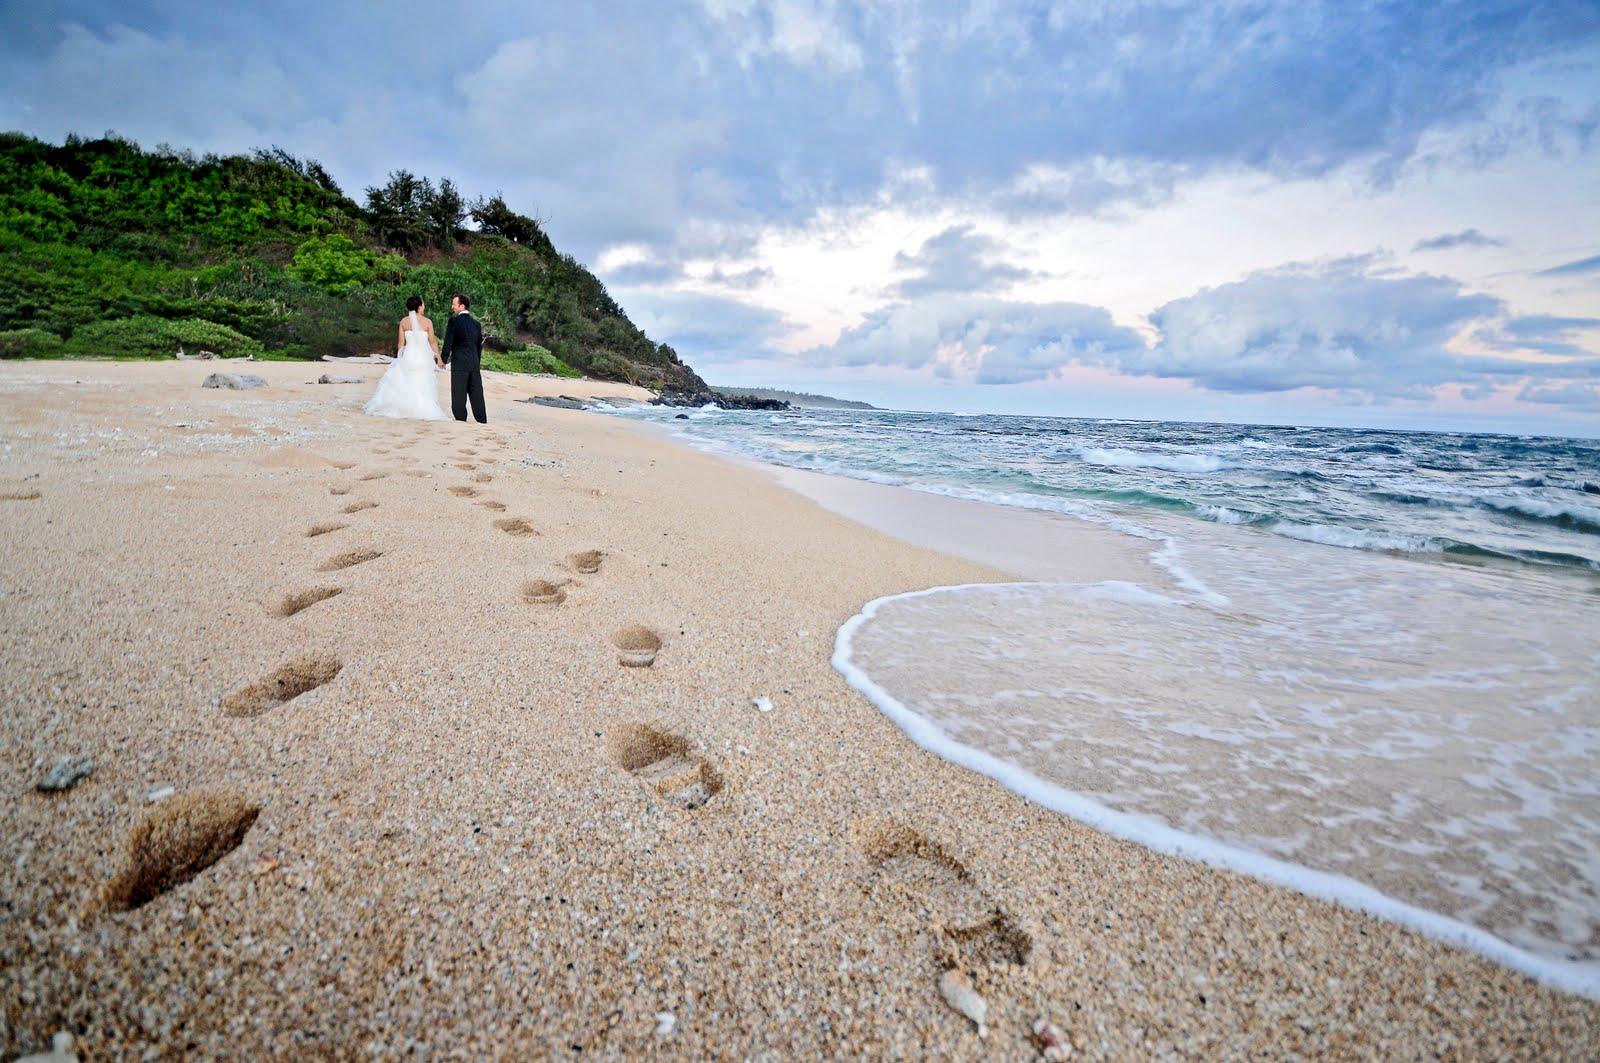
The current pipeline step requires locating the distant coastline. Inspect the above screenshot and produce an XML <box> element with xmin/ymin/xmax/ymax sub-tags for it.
<box><xmin>712</xmin><ymin>385</ymin><xmax>876</xmax><ymax>410</ymax></box>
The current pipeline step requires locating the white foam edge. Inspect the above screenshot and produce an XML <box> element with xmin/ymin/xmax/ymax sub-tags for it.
<box><xmin>832</xmin><ymin>579</ymin><xmax>1600</xmax><ymax>1001</ymax></box>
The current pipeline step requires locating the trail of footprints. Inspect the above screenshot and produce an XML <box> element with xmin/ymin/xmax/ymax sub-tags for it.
<box><xmin>96</xmin><ymin>432</ymin><xmax>731</xmax><ymax>936</ymax></box>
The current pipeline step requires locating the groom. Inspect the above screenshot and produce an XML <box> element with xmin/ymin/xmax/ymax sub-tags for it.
<box><xmin>440</xmin><ymin>293</ymin><xmax>487</xmax><ymax>423</ymax></box>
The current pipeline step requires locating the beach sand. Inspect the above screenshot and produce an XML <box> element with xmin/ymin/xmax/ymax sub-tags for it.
<box><xmin>1</xmin><ymin>360</ymin><xmax>1596</xmax><ymax>1058</ymax></box>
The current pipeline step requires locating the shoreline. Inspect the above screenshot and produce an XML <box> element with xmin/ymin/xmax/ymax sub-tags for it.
<box><xmin>620</xmin><ymin>410</ymin><xmax>1600</xmax><ymax>999</ymax></box>
<box><xmin>2</xmin><ymin>360</ymin><xmax>1597</xmax><ymax>1057</ymax></box>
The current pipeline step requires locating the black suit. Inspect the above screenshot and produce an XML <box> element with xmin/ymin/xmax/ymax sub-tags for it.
<box><xmin>441</xmin><ymin>311</ymin><xmax>487</xmax><ymax>423</ymax></box>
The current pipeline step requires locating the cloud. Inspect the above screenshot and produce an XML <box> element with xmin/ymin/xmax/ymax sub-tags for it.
<box><xmin>1537</xmin><ymin>253</ymin><xmax>1600</xmax><ymax>276</ymax></box>
<box><xmin>1131</xmin><ymin>260</ymin><xmax>1505</xmax><ymax>397</ymax></box>
<box><xmin>707</xmin><ymin>265</ymin><xmax>775</xmax><ymax>289</ymax></box>
<box><xmin>1412</xmin><ymin>228</ymin><xmax>1505</xmax><ymax>252</ymax></box>
<box><xmin>3</xmin><ymin>23</ymin><xmax>311</xmax><ymax>147</ymax></box>
<box><xmin>1475</xmin><ymin>313</ymin><xmax>1600</xmax><ymax>356</ymax></box>
<box><xmin>6</xmin><ymin>1</ymin><xmax>1597</xmax><ymax>261</ymax></box>
<box><xmin>891</xmin><ymin>225</ymin><xmax>1034</xmax><ymax>297</ymax></box>
<box><xmin>1517</xmin><ymin>381</ymin><xmax>1600</xmax><ymax>409</ymax></box>
<box><xmin>612</xmin><ymin>289</ymin><xmax>792</xmax><ymax>363</ymax></box>
<box><xmin>801</xmin><ymin>257</ymin><xmax>1600</xmax><ymax>400</ymax></box>
<box><xmin>806</xmin><ymin>297</ymin><xmax>1147</xmax><ymax>385</ymax></box>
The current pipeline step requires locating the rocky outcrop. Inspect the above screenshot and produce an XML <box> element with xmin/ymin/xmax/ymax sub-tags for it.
<box><xmin>651</xmin><ymin>389</ymin><xmax>789</xmax><ymax>410</ymax></box>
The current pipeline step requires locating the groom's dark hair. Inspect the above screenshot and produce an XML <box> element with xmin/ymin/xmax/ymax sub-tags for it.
<box><xmin>405</xmin><ymin>295</ymin><xmax>423</xmax><ymax>312</ymax></box>
<box><xmin>452</xmin><ymin>293</ymin><xmax>471</xmax><ymax>310</ymax></box>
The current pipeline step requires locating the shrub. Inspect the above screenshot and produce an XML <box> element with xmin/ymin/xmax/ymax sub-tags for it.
<box><xmin>0</xmin><ymin>328</ymin><xmax>65</xmax><ymax>359</ymax></box>
<box><xmin>481</xmin><ymin>344</ymin><xmax>581</xmax><ymax>377</ymax></box>
<box><xmin>67</xmin><ymin>315</ymin><xmax>265</xmax><ymax>359</ymax></box>
<box><xmin>287</xmin><ymin>233</ymin><xmax>401</xmax><ymax>294</ymax></box>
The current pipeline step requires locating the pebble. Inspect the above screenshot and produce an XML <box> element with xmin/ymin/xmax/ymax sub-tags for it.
<box><xmin>317</xmin><ymin>374</ymin><xmax>365</xmax><ymax>385</ymax></box>
<box><xmin>751</xmin><ymin>696</ymin><xmax>773</xmax><ymax>713</ymax></box>
<box><xmin>939</xmin><ymin>969</ymin><xmax>988</xmax><ymax>1032</ymax></box>
<box><xmin>36</xmin><ymin>755</ymin><xmax>94</xmax><ymax>792</ymax></box>
<box><xmin>145</xmin><ymin>784</ymin><xmax>175</xmax><ymax>802</ymax></box>
<box><xmin>654</xmin><ymin>1011</ymin><xmax>677</xmax><ymax>1036</ymax></box>
<box><xmin>15</xmin><ymin>1032</ymin><xmax>77</xmax><ymax>1062</ymax></box>
<box><xmin>1033</xmin><ymin>1017</ymin><xmax>1070</xmax><ymax>1059</ymax></box>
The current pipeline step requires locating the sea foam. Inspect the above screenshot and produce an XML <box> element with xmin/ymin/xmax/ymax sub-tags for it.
<box><xmin>835</xmin><ymin>576</ymin><xmax>1600</xmax><ymax>1000</ymax></box>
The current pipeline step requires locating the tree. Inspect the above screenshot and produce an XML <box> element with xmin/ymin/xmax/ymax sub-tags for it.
<box><xmin>469</xmin><ymin>192</ymin><xmax>551</xmax><ymax>253</ymax></box>
<box><xmin>365</xmin><ymin>170</ymin><xmax>427</xmax><ymax>251</ymax></box>
<box><xmin>422</xmin><ymin>177</ymin><xmax>465</xmax><ymax>251</ymax></box>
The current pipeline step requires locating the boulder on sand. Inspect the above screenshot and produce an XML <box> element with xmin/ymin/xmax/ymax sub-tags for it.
<box><xmin>201</xmin><ymin>373</ymin><xmax>267</xmax><ymax>390</ymax></box>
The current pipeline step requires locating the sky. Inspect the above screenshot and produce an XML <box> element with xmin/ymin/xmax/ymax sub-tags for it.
<box><xmin>2</xmin><ymin>1</ymin><xmax>1598</xmax><ymax>434</ymax></box>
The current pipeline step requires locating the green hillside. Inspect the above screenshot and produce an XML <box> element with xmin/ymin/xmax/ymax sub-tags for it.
<box><xmin>0</xmin><ymin>132</ymin><xmax>707</xmax><ymax>391</ymax></box>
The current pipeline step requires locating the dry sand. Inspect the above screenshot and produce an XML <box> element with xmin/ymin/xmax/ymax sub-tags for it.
<box><xmin>1</xmin><ymin>359</ymin><xmax>1597</xmax><ymax>1058</ymax></box>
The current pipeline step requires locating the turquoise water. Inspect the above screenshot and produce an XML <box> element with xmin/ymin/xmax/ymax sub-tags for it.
<box><xmin>618</xmin><ymin>406</ymin><xmax>1600</xmax><ymax>571</ymax></box>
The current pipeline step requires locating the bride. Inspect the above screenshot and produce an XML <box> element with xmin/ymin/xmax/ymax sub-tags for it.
<box><xmin>364</xmin><ymin>296</ymin><xmax>448</xmax><ymax>420</ymax></box>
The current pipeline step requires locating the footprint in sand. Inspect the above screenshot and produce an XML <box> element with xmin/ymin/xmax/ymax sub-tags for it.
<box><xmin>854</xmin><ymin>817</ymin><xmax>1032</xmax><ymax>975</ymax></box>
<box><xmin>330</xmin><ymin>461</ymin><xmax>357</xmax><ymax>471</ymax></box>
<box><xmin>402</xmin><ymin>469</ymin><xmax>428</xmax><ymax>478</ymax></box>
<box><xmin>569</xmin><ymin>550</ymin><xmax>603</xmax><ymax>575</ymax></box>
<box><xmin>102</xmin><ymin>791</ymin><xmax>260</xmax><ymax>911</ymax></box>
<box><xmin>359</xmin><ymin>472</ymin><xmax>388</xmax><ymax>481</ymax></box>
<box><xmin>342</xmin><ymin>499</ymin><xmax>378</xmax><ymax>514</ymax></box>
<box><xmin>270</xmin><ymin>585</ymin><xmax>342</xmax><ymax>618</ymax></box>
<box><xmin>306</xmin><ymin>521</ymin><xmax>347</xmax><ymax>537</ymax></box>
<box><xmin>1</xmin><ymin>489</ymin><xmax>42</xmax><ymax>501</ymax></box>
<box><xmin>479</xmin><ymin>500</ymin><xmax>507</xmax><ymax>512</ymax></box>
<box><xmin>610</xmin><ymin>624</ymin><xmax>661</xmax><ymax>667</ymax></box>
<box><xmin>471</xmin><ymin>472</ymin><xmax>492</xmax><ymax>483</ymax></box>
<box><xmin>329</xmin><ymin>485</ymin><xmax>353</xmax><ymax>496</ymax></box>
<box><xmin>220</xmin><ymin>654</ymin><xmax>342</xmax><ymax>718</ymax></box>
<box><xmin>608</xmin><ymin>723</ymin><xmax>723</xmax><ymax>811</ymax></box>
<box><xmin>447</xmin><ymin>485</ymin><xmax>479</xmax><ymax>498</ymax></box>
<box><xmin>521</xmin><ymin>579</ymin><xmax>567</xmax><ymax>605</ymax></box>
<box><xmin>493</xmin><ymin>517</ymin><xmax>538</xmax><ymax>538</ymax></box>
<box><xmin>454</xmin><ymin>463</ymin><xmax>478</xmax><ymax>472</ymax></box>
<box><xmin>320</xmin><ymin>548</ymin><xmax>382</xmax><ymax>571</ymax></box>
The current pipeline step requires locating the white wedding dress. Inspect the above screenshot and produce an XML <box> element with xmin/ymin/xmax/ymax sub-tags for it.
<box><xmin>364</xmin><ymin>311</ymin><xmax>448</xmax><ymax>420</ymax></box>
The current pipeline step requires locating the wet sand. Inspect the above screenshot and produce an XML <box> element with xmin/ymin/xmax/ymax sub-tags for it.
<box><xmin>1</xmin><ymin>360</ymin><xmax>1596</xmax><ymax>1058</ymax></box>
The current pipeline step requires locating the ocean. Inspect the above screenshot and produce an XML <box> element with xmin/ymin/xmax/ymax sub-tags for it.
<box><xmin>609</xmin><ymin>403</ymin><xmax>1600</xmax><ymax>995</ymax></box>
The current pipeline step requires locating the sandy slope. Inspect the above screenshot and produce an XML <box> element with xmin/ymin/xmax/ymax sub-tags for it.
<box><xmin>1</xmin><ymin>360</ymin><xmax>1596</xmax><ymax>1059</ymax></box>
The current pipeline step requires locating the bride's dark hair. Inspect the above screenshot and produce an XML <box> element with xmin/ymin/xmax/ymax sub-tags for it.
<box><xmin>405</xmin><ymin>295</ymin><xmax>423</xmax><ymax>312</ymax></box>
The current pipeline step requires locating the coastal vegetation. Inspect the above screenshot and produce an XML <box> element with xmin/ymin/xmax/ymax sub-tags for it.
<box><xmin>0</xmin><ymin>132</ymin><xmax>707</xmax><ymax>391</ymax></box>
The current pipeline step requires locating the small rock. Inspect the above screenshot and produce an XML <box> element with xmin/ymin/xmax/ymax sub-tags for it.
<box><xmin>317</xmin><ymin>374</ymin><xmax>365</xmax><ymax>385</ymax></box>
<box><xmin>674</xmin><ymin>413</ymin><xmax>690</xmax><ymax>420</ymax></box>
<box><xmin>1033</xmin><ymin>1017</ymin><xmax>1070</xmax><ymax>1059</ymax></box>
<box><xmin>16</xmin><ymin>1031</ymin><xmax>77</xmax><ymax>1063</ymax></box>
<box><xmin>145</xmin><ymin>784</ymin><xmax>175</xmax><ymax>802</ymax></box>
<box><xmin>939</xmin><ymin>969</ymin><xmax>988</xmax><ymax>1032</ymax></box>
<box><xmin>751</xmin><ymin>696</ymin><xmax>773</xmax><ymax>713</ymax></box>
<box><xmin>36</xmin><ymin>756</ymin><xmax>94</xmax><ymax>793</ymax></box>
<box><xmin>248</xmin><ymin>855</ymin><xmax>280</xmax><ymax>876</ymax></box>
<box><xmin>201</xmin><ymin>372</ymin><xmax>267</xmax><ymax>390</ymax></box>
<box><xmin>654</xmin><ymin>1011</ymin><xmax>677</xmax><ymax>1036</ymax></box>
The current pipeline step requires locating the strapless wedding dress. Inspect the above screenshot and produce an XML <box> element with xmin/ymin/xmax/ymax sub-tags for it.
<box><xmin>365</xmin><ymin>311</ymin><xmax>448</xmax><ymax>420</ymax></box>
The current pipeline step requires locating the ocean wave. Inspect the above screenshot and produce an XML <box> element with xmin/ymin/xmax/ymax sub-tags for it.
<box><xmin>1480</xmin><ymin>495</ymin><xmax>1600</xmax><ymax>534</ymax></box>
<box><xmin>1270</xmin><ymin>520</ymin><xmax>1442</xmax><ymax>553</ymax></box>
<box><xmin>1077</xmin><ymin>447</ymin><xmax>1227</xmax><ymax>473</ymax></box>
<box><xmin>1194</xmin><ymin>503</ymin><xmax>1255</xmax><ymax>524</ymax></box>
<box><xmin>1341</xmin><ymin>442</ymin><xmax>1404</xmax><ymax>455</ymax></box>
